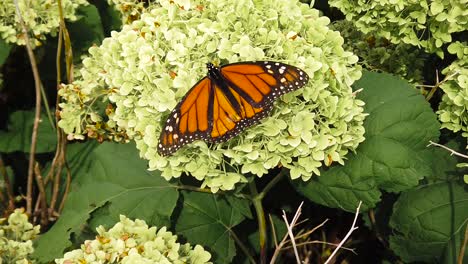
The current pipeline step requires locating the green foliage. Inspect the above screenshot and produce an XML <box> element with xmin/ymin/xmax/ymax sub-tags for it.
<box><xmin>389</xmin><ymin>181</ymin><xmax>468</xmax><ymax>263</ymax></box>
<box><xmin>331</xmin><ymin>20</ymin><xmax>426</xmax><ymax>83</ymax></box>
<box><xmin>1</xmin><ymin>0</ymin><xmax>467</xmax><ymax>263</ymax></box>
<box><xmin>437</xmin><ymin>42</ymin><xmax>468</xmax><ymax>140</ymax></box>
<box><xmin>0</xmin><ymin>0</ymin><xmax>88</xmax><ymax>47</ymax></box>
<box><xmin>33</xmin><ymin>142</ymin><xmax>179</xmax><ymax>263</ymax></box>
<box><xmin>57</xmin><ymin>0</ymin><xmax>366</xmax><ymax>191</ymax></box>
<box><xmin>293</xmin><ymin>71</ymin><xmax>440</xmax><ymax>211</ymax></box>
<box><xmin>0</xmin><ymin>209</ymin><xmax>40</xmax><ymax>264</ymax></box>
<box><xmin>329</xmin><ymin>0</ymin><xmax>468</xmax><ymax>57</ymax></box>
<box><xmin>176</xmin><ymin>192</ymin><xmax>246</xmax><ymax>263</ymax></box>
<box><xmin>0</xmin><ymin>110</ymin><xmax>56</xmax><ymax>153</ymax></box>
<box><xmin>55</xmin><ymin>215</ymin><xmax>212</xmax><ymax>264</ymax></box>
<box><xmin>0</xmin><ymin>38</ymin><xmax>11</xmax><ymax>66</ymax></box>
<box><xmin>68</xmin><ymin>5</ymin><xmax>105</xmax><ymax>63</ymax></box>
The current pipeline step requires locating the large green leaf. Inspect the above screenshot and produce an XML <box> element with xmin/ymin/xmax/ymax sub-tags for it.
<box><xmin>389</xmin><ymin>181</ymin><xmax>468</xmax><ymax>263</ymax></box>
<box><xmin>33</xmin><ymin>142</ymin><xmax>179</xmax><ymax>263</ymax></box>
<box><xmin>0</xmin><ymin>110</ymin><xmax>56</xmax><ymax>153</ymax></box>
<box><xmin>68</xmin><ymin>4</ymin><xmax>105</xmax><ymax>62</ymax></box>
<box><xmin>294</xmin><ymin>72</ymin><xmax>440</xmax><ymax>211</ymax></box>
<box><xmin>176</xmin><ymin>192</ymin><xmax>246</xmax><ymax>263</ymax></box>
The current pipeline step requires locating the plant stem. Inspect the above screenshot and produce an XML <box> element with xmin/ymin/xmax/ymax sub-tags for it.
<box><xmin>14</xmin><ymin>0</ymin><xmax>43</xmax><ymax>215</ymax></box>
<box><xmin>260</xmin><ymin>168</ymin><xmax>287</xmax><ymax>197</ymax></box>
<box><xmin>230</xmin><ymin>227</ymin><xmax>257</xmax><ymax>264</ymax></box>
<box><xmin>250</xmin><ymin>180</ymin><xmax>267</xmax><ymax>264</ymax></box>
<box><xmin>458</xmin><ymin>223</ymin><xmax>468</xmax><ymax>264</ymax></box>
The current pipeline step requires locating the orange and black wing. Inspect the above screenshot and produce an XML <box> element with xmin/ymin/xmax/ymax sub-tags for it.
<box><xmin>158</xmin><ymin>77</ymin><xmax>214</xmax><ymax>156</ymax></box>
<box><xmin>158</xmin><ymin>61</ymin><xmax>309</xmax><ymax>156</ymax></box>
<box><xmin>220</xmin><ymin>61</ymin><xmax>309</xmax><ymax>108</ymax></box>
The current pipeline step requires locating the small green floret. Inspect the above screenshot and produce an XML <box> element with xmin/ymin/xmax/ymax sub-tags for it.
<box><xmin>55</xmin><ymin>215</ymin><xmax>212</xmax><ymax>264</ymax></box>
<box><xmin>0</xmin><ymin>208</ymin><xmax>40</xmax><ymax>264</ymax></box>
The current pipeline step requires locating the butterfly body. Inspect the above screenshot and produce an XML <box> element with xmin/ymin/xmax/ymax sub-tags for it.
<box><xmin>158</xmin><ymin>61</ymin><xmax>309</xmax><ymax>156</ymax></box>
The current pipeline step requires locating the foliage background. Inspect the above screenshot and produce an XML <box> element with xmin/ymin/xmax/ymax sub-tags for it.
<box><xmin>0</xmin><ymin>0</ymin><xmax>467</xmax><ymax>263</ymax></box>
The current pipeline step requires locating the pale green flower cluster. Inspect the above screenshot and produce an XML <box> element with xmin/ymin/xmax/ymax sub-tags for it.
<box><xmin>331</xmin><ymin>20</ymin><xmax>426</xmax><ymax>83</ymax></box>
<box><xmin>107</xmin><ymin>0</ymin><xmax>148</xmax><ymax>24</ymax></box>
<box><xmin>0</xmin><ymin>0</ymin><xmax>88</xmax><ymax>47</ymax></box>
<box><xmin>55</xmin><ymin>215</ymin><xmax>211</xmax><ymax>264</ymax></box>
<box><xmin>58</xmin><ymin>0</ymin><xmax>366</xmax><ymax>191</ymax></box>
<box><xmin>437</xmin><ymin>42</ymin><xmax>468</xmax><ymax>139</ymax></box>
<box><xmin>329</xmin><ymin>0</ymin><xmax>468</xmax><ymax>57</ymax></box>
<box><xmin>0</xmin><ymin>208</ymin><xmax>40</xmax><ymax>264</ymax></box>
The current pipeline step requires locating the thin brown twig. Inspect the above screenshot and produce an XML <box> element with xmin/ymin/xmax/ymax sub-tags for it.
<box><xmin>282</xmin><ymin>202</ymin><xmax>303</xmax><ymax>264</ymax></box>
<box><xmin>0</xmin><ymin>156</ymin><xmax>15</xmax><ymax>211</ymax></box>
<box><xmin>13</xmin><ymin>0</ymin><xmax>43</xmax><ymax>215</ymax></box>
<box><xmin>270</xmin><ymin>211</ymin><xmax>328</xmax><ymax>263</ymax></box>
<box><xmin>418</xmin><ymin>69</ymin><xmax>460</xmax><ymax>101</ymax></box>
<box><xmin>270</xmin><ymin>203</ymin><xmax>307</xmax><ymax>263</ymax></box>
<box><xmin>58</xmin><ymin>164</ymin><xmax>72</xmax><ymax>213</ymax></box>
<box><xmin>458</xmin><ymin>223</ymin><xmax>468</xmax><ymax>264</ymax></box>
<box><xmin>282</xmin><ymin>241</ymin><xmax>356</xmax><ymax>255</ymax></box>
<box><xmin>286</xmin><ymin>219</ymin><xmax>328</xmax><ymax>242</ymax></box>
<box><xmin>427</xmin><ymin>141</ymin><xmax>468</xmax><ymax>159</ymax></box>
<box><xmin>324</xmin><ymin>201</ymin><xmax>362</xmax><ymax>264</ymax></box>
<box><xmin>33</xmin><ymin>163</ymin><xmax>48</xmax><ymax>226</ymax></box>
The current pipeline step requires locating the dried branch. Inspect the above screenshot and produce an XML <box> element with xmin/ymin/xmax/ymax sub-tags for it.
<box><xmin>418</xmin><ymin>69</ymin><xmax>460</xmax><ymax>101</ymax></box>
<box><xmin>282</xmin><ymin>241</ymin><xmax>356</xmax><ymax>255</ymax></box>
<box><xmin>270</xmin><ymin>202</ymin><xmax>310</xmax><ymax>263</ymax></box>
<box><xmin>324</xmin><ymin>201</ymin><xmax>362</xmax><ymax>264</ymax></box>
<box><xmin>13</xmin><ymin>0</ymin><xmax>43</xmax><ymax>215</ymax></box>
<box><xmin>427</xmin><ymin>141</ymin><xmax>468</xmax><ymax>159</ymax></box>
<box><xmin>33</xmin><ymin>163</ymin><xmax>48</xmax><ymax>226</ymax></box>
<box><xmin>282</xmin><ymin>202</ymin><xmax>304</xmax><ymax>264</ymax></box>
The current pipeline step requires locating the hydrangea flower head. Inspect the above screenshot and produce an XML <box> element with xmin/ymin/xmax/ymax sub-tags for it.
<box><xmin>58</xmin><ymin>0</ymin><xmax>366</xmax><ymax>191</ymax></box>
<box><xmin>55</xmin><ymin>215</ymin><xmax>212</xmax><ymax>264</ymax></box>
<box><xmin>0</xmin><ymin>0</ymin><xmax>88</xmax><ymax>47</ymax></box>
<box><xmin>329</xmin><ymin>0</ymin><xmax>468</xmax><ymax>57</ymax></box>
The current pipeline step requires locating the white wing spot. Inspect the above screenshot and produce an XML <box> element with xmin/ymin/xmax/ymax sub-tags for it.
<box><xmin>268</xmin><ymin>69</ymin><xmax>274</xmax><ymax>74</ymax></box>
<box><xmin>280</xmin><ymin>77</ymin><xmax>286</xmax><ymax>83</ymax></box>
<box><xmin>168</xmin><ymin>126</ymin><xmax>173</xmax><ymax>132</ymax></box>
<box><xmin>173</xmin><ymin>134</ymin><xmax>178</xmax><ymax>139</ymax></box>
<box><xmin>173</xmin><ymin>113</ymin><xmax>178</xmax><ymax>118</ymax></box>
<box><xmin>266</xmin><ymin>65</ymin><xmax>272</xmax><ymax>69</ymax></box>
<box><xmin>279</xmin><ymin>68</ymin><xmax>285</xmax><ymax>74</ymax></box>
<box><xmin>176</xmin><ymin>117</ymin><xmax>180</xmax><ymax>123</ymax></box>
<box><xmin>275</xmin><ymin>62</ymin><xmax>279</xmax><ymax>66</ymax></box>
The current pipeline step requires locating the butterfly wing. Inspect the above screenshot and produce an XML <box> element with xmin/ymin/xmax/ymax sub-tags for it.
<box><xmin>158</xmin><ymin>77</ymin><xmax>214</xmax><ymax>156</ymax></box>
<box><xmin>220</xmin><ymin>61</ymin><xmax>309</xmax><ymax>108</ymax></box>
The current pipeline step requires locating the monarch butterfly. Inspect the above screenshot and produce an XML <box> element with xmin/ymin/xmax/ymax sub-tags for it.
<box><xmin>158</xmin><ymin>61</ymin><xmax>309</xmax><ymax>156</ymax></box>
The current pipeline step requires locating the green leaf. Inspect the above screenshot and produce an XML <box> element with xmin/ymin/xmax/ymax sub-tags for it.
<box><xmin>0</xmin><ymin>38</ymin><xmax>11</xmax><ymax>66</ymax></box>
<box><xmin>176</xmin><ymin>192</ymin><xmax>246</xmax><ymax>263</ymax></box>
<box><xmin>293</xmin><ymin>72</ymin><xmax>440</xmax><ymax>212</ymax></box>
<box><xmin>33</xmin><ymin>142</ymin><xmax>179</xmax><ymax>263</ymax></box>
<box><xmin>0</xmin><ymin>110</ymin><xmax>56</xmax><ymax>153</ymax></box>
<box><xmin>389</xmin><ymin>181</ymin><xmax>468</xmax><ymax>263</ymax></box>
<box><xmin>68</xmin><ymin>4</ymin><xmax>105</xmax><ymax>63</ymax></box>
